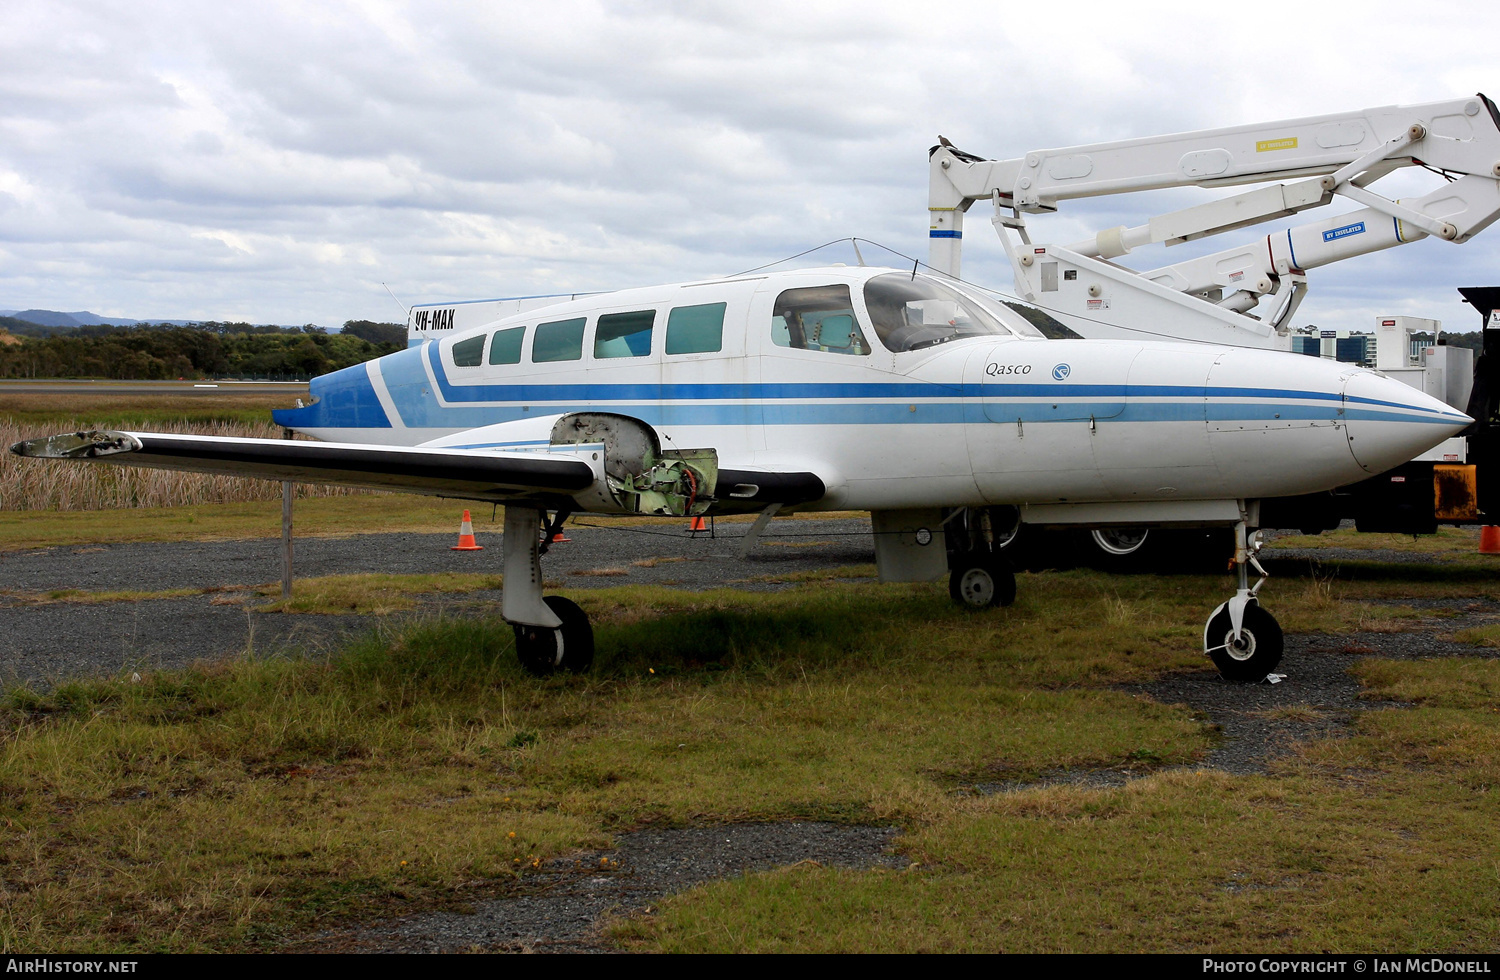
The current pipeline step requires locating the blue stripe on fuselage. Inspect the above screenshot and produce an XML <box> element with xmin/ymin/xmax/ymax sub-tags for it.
<box><xmin>416</xmin><ymin>343</ymin><xmax>1459</xmax><ymax>418</ymax></box>
<box><xmin>274</xmin><ymin>345</ymin><xmax>1463</xmax><ymax>433</ymax></box>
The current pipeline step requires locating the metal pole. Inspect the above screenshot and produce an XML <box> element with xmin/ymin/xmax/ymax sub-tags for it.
<box><xmin>281</xmin><ymin>481</ymin><xmax>293</xmax><ymax>598</ymax></box>
<box><xmin>281</xmin><ymin>427</ymin><xmax>294</xmax><ymax>598</ymax></box>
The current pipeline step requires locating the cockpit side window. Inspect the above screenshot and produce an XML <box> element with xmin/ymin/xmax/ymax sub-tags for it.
<box><xmin>862</xmin><ymin>274</ymin><xmax>1018</xmax><ymax>352</ymax></box>
<box><xmin>770</xmin><ymin>284</ymin><xmax>869</xmax><ymax>356</ymax></box>
<box><xmin>452</xmin><ymin>334</ymin><xmax>485</xmax><ymax>367</ymax></box>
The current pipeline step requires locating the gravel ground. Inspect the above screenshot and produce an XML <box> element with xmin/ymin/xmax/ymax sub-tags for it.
<box><xmin>0</xmin><ymin>517</ymin><xmax>875</xmax><ymax>687</ymax></box>
<box><xmin>303</xmin><ymin>822</ymin><xmax>905</xmax><ymax>953</ymax></box>
<box><xmin>5</xmin><ymin>517</ymin><xmax>1498</xmax><ymax>951</ymax></box>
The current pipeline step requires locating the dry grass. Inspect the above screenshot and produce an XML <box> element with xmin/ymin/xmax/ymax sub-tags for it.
<box><xmin>253</xmin><ymin>573</ymin><xmax>505</xmax><ymax>614</ymax></box>
<box><xmin>0</xmin><ymin>496</ymin><xmax>489</xmax><ymax>552</ymax></box>
<box><xmin>1</xmin><ymin>418</ymin><xmax>375</xmax><ymax>511</ymax></box>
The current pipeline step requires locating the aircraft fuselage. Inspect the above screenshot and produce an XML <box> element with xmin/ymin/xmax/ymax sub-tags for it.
<box><xmin>275</xmin><ymin>266</ymin><xmax>1465</xmax><ymax>516</ymax></box>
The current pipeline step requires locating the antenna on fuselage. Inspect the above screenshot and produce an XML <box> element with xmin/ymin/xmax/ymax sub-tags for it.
<box><xmin>850</xmin><ymin>238</ymin><xmax>866</xmax><ymax>267</ymax></box>
<box><xmin>382</xmin><ymin>282</ymin><xmax>409</xmax><ymax>317</ymax></box>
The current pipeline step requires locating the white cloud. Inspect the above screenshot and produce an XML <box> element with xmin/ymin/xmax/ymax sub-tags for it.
<box><xmin>0</xmin><ymin>0</ymin><xmax>1496</xmax><ymax>332</ymax></box>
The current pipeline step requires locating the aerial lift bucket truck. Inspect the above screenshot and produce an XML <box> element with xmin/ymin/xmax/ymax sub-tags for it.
<box><xmin>927</xmin><ymin>94</ymin><xmax>1500</xmax><ymax>572</ymax></box>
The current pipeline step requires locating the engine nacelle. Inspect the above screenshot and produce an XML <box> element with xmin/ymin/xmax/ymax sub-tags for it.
<box><xmin>550</xmin><ymin>412</ymin><xmax>717</xmax><ymax>517</ymax></box>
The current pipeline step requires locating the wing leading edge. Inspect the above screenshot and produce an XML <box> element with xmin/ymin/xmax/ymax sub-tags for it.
<box><xmin>9</xmin><ymin>430</ymin><xmax>597</xmax><ymax>503</ymax></box>
<box><xmin>9</xmin><ymin>429</ymin><xmax>828</xmax><ymax>512</ymax></box>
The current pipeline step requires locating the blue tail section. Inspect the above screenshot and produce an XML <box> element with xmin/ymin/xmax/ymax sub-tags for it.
<box><xmin>272</xmin><ymin>362</ymin><xmax>391</xmax><ymax>430</ymax></box>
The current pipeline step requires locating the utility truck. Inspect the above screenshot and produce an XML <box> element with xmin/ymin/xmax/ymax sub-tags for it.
<box><xmin>926</xmin><ymin>95</ymin><xmax>1500</xmax><ymax>566</ymax></box>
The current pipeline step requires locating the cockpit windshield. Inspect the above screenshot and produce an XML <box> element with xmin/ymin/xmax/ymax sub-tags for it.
<box><xmin>863</xmin><ymin>274</ymin><xmax>1040</xmax><ymax>352</ymax></box>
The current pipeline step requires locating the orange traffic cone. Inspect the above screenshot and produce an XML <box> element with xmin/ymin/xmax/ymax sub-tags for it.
<box><xmin>1481</xmin><ymin>526</ymin><xmax>1500</xmax><ymax>555</ymax></box>
<box><xmin>688</xmin><ymin>515</ymin><xmax>708</xmax><ymax>533</ymax></box>
<box><xmin>451</xmin><ymin>510</ymin><xmax>483</xmax><ymax>551</ymax></box>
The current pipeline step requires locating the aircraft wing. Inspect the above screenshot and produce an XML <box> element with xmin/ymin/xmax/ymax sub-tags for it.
<box><xmin>9</xmin><ymin>430</ymin><xmax>597</xmax><ymax>503</ymax></box>
<box><xmin>9</xmin><ymin>429</ymin><xmax>829</xmax><ymax>511</ymax></box>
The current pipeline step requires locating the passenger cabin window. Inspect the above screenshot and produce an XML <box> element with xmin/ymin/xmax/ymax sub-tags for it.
<box><xmin>862</xmin><ymin>274</ymin><xmax>1018</xmax><ymax>352</ymax></box>
<box><xmin>666</xmin><ymin>302</ymin><xmax>725</xmax><ymax>355</ymax></box>
<box><xmin>594</xmin><ymin>310</ymin><xmax>654</xmax><ymax>358</ymax></box>
<box><xmin>488</xmin><ymin>325</ymin><xmax>524</xmax><ymax>365</ymax></box>
<box><xmin>771</xmin><ymin>285</ymin><xmax>868</xmax><ymax>355</ymax></box>
<box><xmin>452</xmin><ymin>334</ymin><xmax>485</xmax><ymax>367</ymax></box>
<box><xmin>532</xmin><ymin>317</ymin><xmax>586</xmax><ymax>362</ymax></box>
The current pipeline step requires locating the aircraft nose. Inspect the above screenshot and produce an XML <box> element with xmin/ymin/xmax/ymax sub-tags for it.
<box><xmin>1342</xmin><ymin>370</ymin><xmax>1472</xmax><ymax>474</ymax></box>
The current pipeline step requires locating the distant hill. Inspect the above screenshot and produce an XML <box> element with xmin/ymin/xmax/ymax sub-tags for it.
<box><xmin>0</xmin><ymin>309</ymin><xmax>197</xmax><ymax>328</ymax></box>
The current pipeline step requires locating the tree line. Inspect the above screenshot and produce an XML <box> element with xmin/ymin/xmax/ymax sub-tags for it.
<box><xmin>0</xmin><ymin>320</ymin><xmax>406</xmax><ymax>381</ymax></box>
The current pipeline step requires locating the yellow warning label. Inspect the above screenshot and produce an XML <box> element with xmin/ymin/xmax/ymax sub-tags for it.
<box><xmin>1256</xmin><ymin>137</ymin><xmax>1298</xmax><ymax>152</ymax></box>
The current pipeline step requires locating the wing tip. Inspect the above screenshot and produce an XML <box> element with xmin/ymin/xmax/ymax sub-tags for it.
<box><xmin>9</xmin><ymin>430</ymin><xmax>142</xmax><ymax>459</ymax></box>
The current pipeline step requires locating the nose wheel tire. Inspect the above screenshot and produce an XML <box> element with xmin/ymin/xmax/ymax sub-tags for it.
<box><xmin>515</xmin><ymin>595</ymin><xmax>595</xmax><ymax>676</ymax></box>
<box><xmin>1204</xmin><ymin>603</ymin><xmax>1283</xmax><ymax>682</ymax></box>
<box><xmin>948</xmin><ymin>554</ymin><xmax>1017</xmax><ymax>609</ymax></box>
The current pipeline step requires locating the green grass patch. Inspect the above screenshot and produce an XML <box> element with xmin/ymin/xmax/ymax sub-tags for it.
<box><xmin>1351</xmin><ymin>658</ymin><xmax>1500</xmax><ymax>710</ymax></box>
<box><xmin>616</xmin><ymin>768</ymin><xmax>1500</xmax><ymax>952</ymax></box>
<box><xmin>254</xmin><ymin>573</ymin><xmax>504</xmax><ymax>614</ymax></box>
<box><xmin>1</xmin><ymin>586</ymin><xmax>217</xmax><ymax>605</ymax></box>
<box><xmin>1452</xmin><ymin>624</ymin><xmax>1500</xmax><ymax>649</ymax></box>
<box><xmin>1267</xmin><ymin>526</ymin><xmax>1483</xmax><ymax>554</ymax></box>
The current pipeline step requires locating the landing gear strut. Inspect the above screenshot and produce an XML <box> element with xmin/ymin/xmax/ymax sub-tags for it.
<box><xmin>1204</xmin><ymin>517</ymin><xmax>1283</xmax><ymax>681</ymax></box>
<box><xmin>502</xmin><ymin>505</ymin><xmax>595</xmax><ymax>677</ymax></box>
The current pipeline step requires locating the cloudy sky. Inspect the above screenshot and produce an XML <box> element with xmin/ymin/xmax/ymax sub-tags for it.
<box><xmin>2</xmin><ymin>0</ymin><xmax>1498</xmax><ymax>334</ymax></box>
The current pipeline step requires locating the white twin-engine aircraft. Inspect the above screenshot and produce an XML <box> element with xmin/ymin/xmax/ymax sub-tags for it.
<box><xmin>12</xmin><ymin>267</ymin><xmax>1468</xmax><ymax>680</ymax></box>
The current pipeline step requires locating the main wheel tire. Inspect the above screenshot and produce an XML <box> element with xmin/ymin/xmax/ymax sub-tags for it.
<box><xmin>514</xmin><ymin>596</ymin><xmax>595</xmax><ymax>676</ymax></box>
<box><xmin>1081</xmin><ymin>526</ymin><xmax>1153</xmax><ymax>572</ymax></box>
<box><xmin>948</xmin><ymin>554</ymin><xmax>1017</xmax><ymax>609</ymax></box>
<box><xmin>1204</xmin><ymin>603</ymin><xmax>1284</xmax><ymax>682</ymax></box>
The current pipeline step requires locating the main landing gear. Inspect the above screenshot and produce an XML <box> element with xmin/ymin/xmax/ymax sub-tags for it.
<box><xmin>948</xmin><ymin>551</ymin><xmax>1017</xmax><ymax>609</ymax></box>
<box><xmin>514</xmin><ymin>595</ymin><xmax>594</xmax><ymax>676</ymax></box>
<box><xmin>502</xmin><ymin>506</ymin><xmax>594</xmax><ymax>676</ymax></box>
<box><xmin>945</xmin><ymin>510</ymin><xmax>1017</xmax><ymax>610</ymax></box>
<box><xmin>1204</xmin><ymin>519</ymin><xmax>1283</xmax><ymax>682</ymax></box>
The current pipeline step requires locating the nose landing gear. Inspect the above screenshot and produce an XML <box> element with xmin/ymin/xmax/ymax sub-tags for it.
<box><xmin>1204</xmin><ymin>518</ymin><xmax>1283</xmax><ymax>681</ymax></box>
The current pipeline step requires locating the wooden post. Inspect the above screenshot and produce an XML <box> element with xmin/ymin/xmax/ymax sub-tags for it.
<box><xmin>281</xmin><ymin>427</ymin><xmax>294</xmax><ymax>598</ymax></box>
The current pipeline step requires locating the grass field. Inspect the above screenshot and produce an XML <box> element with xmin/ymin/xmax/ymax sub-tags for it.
<box><xmin>0</xmin><ymin>516</ymin><xmax>1498</xmax><ymax>951</ymax></box>
<box><xmin>0</xmin><ymin>391</ymin><xmax>300</xmax><ymax>428</ymax></box>
<box><xmin>3</xmin><ymin>391</ymin><xmax>1500</xmax><ymax>951</ymax></box>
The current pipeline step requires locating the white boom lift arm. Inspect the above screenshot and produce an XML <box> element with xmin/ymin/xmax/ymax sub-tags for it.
<box><xmin>928</xmin><ymin>95</ymin><xmax>1500</xmax><ymax>347</ymax></box>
